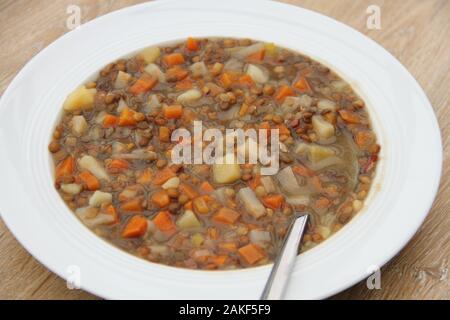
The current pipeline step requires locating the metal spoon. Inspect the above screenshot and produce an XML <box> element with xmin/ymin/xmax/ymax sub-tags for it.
<box><xmin>260</xmin><ymin>213</ymin><xmax>309</xmax><ymax>300</ymax></box>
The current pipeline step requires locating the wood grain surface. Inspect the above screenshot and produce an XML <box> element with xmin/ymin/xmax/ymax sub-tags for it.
<box><xmin>0</xmin><ymin>0</ymin><xmax>448</xmax><ymax>300</ymax></box>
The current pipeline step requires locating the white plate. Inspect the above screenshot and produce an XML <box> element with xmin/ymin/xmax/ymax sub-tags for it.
<box><xmin>0</xmin><ymin>0</ymin><xmax>442</xmax><ymax>299</ymax></box>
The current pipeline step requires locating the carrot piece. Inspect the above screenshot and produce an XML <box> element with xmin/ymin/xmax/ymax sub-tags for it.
<box><xmin>238</xmin><ymin>103</ymin><xmax>249</xmax><ymax>117</ymax></box>
<box><xmin>292</xmin><ymin>164</ymin><xmax>314</xmax><ymax>177</ymax></box>
<box><xmin>218</xmin><ymin>242</ymin><xmax>237</xmax><ymax>252</ymax></box>
<box><xmin>118</xmin><ymin>107</ymin><xmax>137</xmax><ymax>126</ymax></box>
<box><xmin>246</xmin><ymin>49</ymin><xmax>265</xmax><ymax>62</ymax></box>
<box><xmin>338</xmin><ymin>109</ymin><xmax>361</xmax><ymax>124</ymax></box>
<box><xmin>199</xmin><ymin>181</ymin><xmax>214</xmax><ymax>194</ymax></box>
<box><xmin>276</xmin><ymin>124</ymin><xmax>291</xmax><ymax>136</ymax></box>
<box><xmin>208</xmin><ymin>255</ymin><xmax>228</xmax><ymax>267</ymax></box>
<box><xmin>102</xmin><ymin>114</ymin><xmax>118</xmax><ymax>128</ymax></box>
<box><xmin>78</xmin><ymin>170</ymin><xmax>100</xmax><ymax>191</ymax></box>
<box><xmin>293</xmin><ymin>76</ymin><xmax>312</xmax><ymax>93</ymax></box>
<box><xmin>212</xmin><ymin>207</ymin><xmax>241</xmax><ymax>224</ymax></box>
<box><xmin>182</xmin><ymin>108</ymin><xmax>197</xmax><ymax>123</ymax></box>
<box><xmin>179</xmin><ymin>183</ymin><xmax>200</xmax><ymax>199</ymax></box>
<box><xmin>184</xmin><ymin>201</ymin><xmax>193</xmax><ymax>210</ymax></box>
<box><xmin>274</xmin><ymin>85</ymin><xmax>294</xmax><ymax>102</ymax></box>
<box><xmin>193</xmin><ymin>196</ymin><xmax>209</xmax><ymax>214</ymax></box>
<box><xmin>175</xmin><ymin>77</ymin><xmax>193</xmax><ymax>90</ymax></box>
<box><xmin>166</xmin><ymin>66</ymin><xmax>189</xmax><ymax>81</ymax></box>
<box><xmin>314</xmin><ymin>196</ymin><xmax>331</xmax><ymax>209</ymax></box>
<box><xmin>163</xmin><ymin>53</ymin><xmax>185</xmax><ymax>66</ymax></box>
<box><xmin>153</xmin><ymin>211</ymin><xmax>176</xmax><ymax>235</ymax></box>
<box><xmin>137</xmin><ymin>168</ymin><xmax>153</xmax><ymax>185</ymax></box>
<box><xmin>129</xmin><ymin>73</ymin><xmax>157</xmax><ymax>95</ymax></box>
<box><xmin>120</xmin><ymin>198</ymin><xmax>144</xmax><ymax>213</ymax></box>
<box><xmin>55</xmin><ymin>156</ymin><xmax>75</xmax><ymax>182</ymax></box>
<box><xmin>248</xmin><ymin>174</ymin><xmax>262</xmax><ymax>190</ymax></box>
<box><xmin>102</xmin><ymin>203</ymin><xmax>119</xmax><ymax>225</ymax></box>
<box><xmin>107</xmin><ymin>159</ymin><xmax>130</xmax><ymax>172</ymax></box>
<box><xmin>238</xmin><ymin>243</ymin><xmax>265</xmax><ymax>265</ymax></box>
<box><xmin>159</xmin><ymin>126</ymin><xmax>170</xmax><ymax>142</ymax></box>
<box><xmin>219</xmin><ymin>71</ymin><xmax>238</xmax><ymax>88</ymax></box>
<box><xmin>238</xmin><ymin>74</ymin><xmax>254</xmax><ymax>87</ymax></box>
<box><xmin>354</xmin><ymin>130</ymin><xmax>375</xmax><ymax>148</ymax></box>
<box><xmin>262</xmin><ymin>194</ymin><xmax>284</xmax><ymax>210</ymax></box>
<box><xmin>163</xmin><ymin>104</ymin><xmax>183</xmax><ymax>119</ymax></box>
<box><xmin>153</xmin><ymin>167</ymin><xmax>176</xmax><ymax>185</ymax></box>
<box><xmin>122</xmin><ymin>215</ymin><xmax>148</xmax><ymax>238</ymax></box>
<box><xmin>151</xmin><ymin>190</ymin><xmax>170</xmax><ymax>208</ymax></box>
<box><xmin>186</xmin><ymin>37</ymin><xmax>199</xmax><ymax>51</ymax></box>
<box><xmin>207</xmin><ymin>227</ymin><xmax>219</xmax><ymax>240</ymax></box>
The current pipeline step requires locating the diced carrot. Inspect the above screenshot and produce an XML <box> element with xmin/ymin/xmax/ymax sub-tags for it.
<box><xmin>207</xmin><ymin>227</ymin><xmax>219</xmax><ymax>240</ymax></box>
<box><xmin>238</xmin><ymin>243</ymin><xmax>265</xmax><ymax>265</ymax></box>
<box><xmin>153</xmin><ymin>211</ymin><xmax>176</xmax><ymax>235</ymax></box>
<box><xmin>274</xmin><ymin>85</ymin><xmax>294</xmax><ymax>102</ymax></box>
<box><xmin>276</xmin><ymin>124</ymin><xmax>291</xmax><ymax>136</ymax></box>
<box><xmin>338</xmin><ymin>109</ymin><xmax>361</xmax><ymax>124</ymax></box>
<box><xmin>175</xmin><ymin>77</ymin><xmax>193</xmax><ymax>90</ymax></box>
<box><xmin>163</xmin><ymin>104</ymin><xmax>183</xmax><ymax>119</ymax></box>
<box><xmin>218</xmin><ymin>242</ymin><xmax>237</xmax><ymax>252</ymax></box>
<box><xmin>129</xmin><ymin>73</ymin><xmax>157</xmax><ymax>95</ymax></box>
<box><xmin>208</xmin><ymin>255</ymin><xmax>228</xmax><ymax>267</ymax></box>
<box><xmin>262</xmin><ymin>194</ymin><xmax>284</xmax><ymax>210</ymax></box>
<box><xmin>137</xmin><ymin>168</ymin><xmax>153</xmax><ymax>185</ymax></box>
<box><xmin>219</xmin><ymin>71</ymin><xmax>238</xmax><ymax>88</ymax></box>
<box><xmin>182</xmin><ymin>108</ymin><xmax>197</xmax><ymax>123</ymax></box>
<box><xmin>78</xmin><ymin>170</ymin><xmax>100</xmax><ymax>191</ymax></box>
<box><xmin>314</xmin><ymin>196</ymin><xmax>331</xmax><ymax>209</ymax></box>
<box><xmin>151</xmin><ymin>190</ymin><xmax>170</xmax><ymax>208</ymax></box>
<box><xmin>107</xmin><ymin>159</ymin><xmax>130</xmax><ymax>172</ymax></box>
<box><xmin>293</xmin><ymin>76</ymin><xmax>312</xmax><ymax>93</ymax></box>
<box><xmin>122</xmin><ymin>215</ymin><xmax>148</xmax><ymax>238</ymax></box>
<box><xmin>102</xmin><ymin>203</ymin><xmax>119</xmax><ymax>225</ymax></box>
<box><xmin>102</xmin><ymin>114</ymin><xmax>118</xmax><ymax>128</ymax></box>
<box><xmin>238</xmin><ymin>74</ymin><xmax>254</xmax><ymax>87</ymax></box>
<box><xmin>186</xmin><ymin>37</ymin><xmax>199</xmax><ymax>51</ymax></box>
<box><xmin>246</xmin><ymin>49</ymin><xmax>265</xmax><ymax>62</ymax></box>
<box><xmin>166</xmin><ymin>66</ymin><xmax>189</xmax><ymax>81</ymax></box>
<box><xmin>120</xmin><ymin>198</ymin><xmax>144</xmax><ymax>213</ymax></box>
<box><xmin>118</xmin><ymin>107</ymin><xmax>137</xmax><ymax>126</ymax></box>
<box><xmin>159</xmin><ymin>126</ymin><xmax>170</xmax><ymax>143</ymax></box>
<box><xmin>152</xmin><ymin>167</ymin><xmax>176</xmax><ymax>185</ymax></box>
<box><xmin>248</xmin><ymin>174</ymin><xmax>262</xmax><ymax>190</ymax></box>
<box><xmin>179</xmin><ymin>183</ymin><xmax>200</xmax><ymax>199</ymax></box>
<box><xmin>199</xmin><ymin>181</ymin><xmax>214</xmax><ymax>194</ymax></box>
<box><xmin>184</xmin><ymin>201</ymin><xmax>193</xmax><ymax>210</ymax></box>
<box><xmin>354</xmin><ymin>130</ymin><xmax>375</xmax><ymax>148</ymax></box>
<box><xmin>293</xmin><ymin>164</ymin><xmax>314</xmax><ymax>177</ymax></box>
<box><xmin>310</xmin><ymin>175</ymin><xmax>323</xmax><ymax>191</ymax></box>
<box><xmin>163</xmin><ymin>53</ymin><xmax>185</xmax><ymax>66</ymax></box>
<box><xmin>212</xmin><ymin>207</ymin><xmax>241</xmax><ymax>224</ymax></box>
<box><xmin>55</xmin><ymin>156</ymin><xmax>75</xmax><ymax>182</ymax></box>
<box><xmin>193</xmin><ymin>196</ymin><xmax>209</xmax><ymax>214</ymax></box>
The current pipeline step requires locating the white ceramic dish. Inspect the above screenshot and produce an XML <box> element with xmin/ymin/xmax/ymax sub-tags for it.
<box><xmin>0</xmin><ymin>0</ymin><xmax>442</xmax><ymax>299</ymax></box>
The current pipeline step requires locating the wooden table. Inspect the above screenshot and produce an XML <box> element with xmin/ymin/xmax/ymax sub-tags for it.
<box><xmin>0</xmin><ymin>0</ymin><xmax>448</xmax><ymax>300</ymax></box>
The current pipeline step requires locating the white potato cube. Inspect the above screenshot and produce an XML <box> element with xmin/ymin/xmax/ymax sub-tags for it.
<box><xmin>78</xmin><ymin>155</ymin><xmax>110</xmax><ymax>181</ymax></box>
<box><xmin>138</xmin><ymin>46</ymin><xmax>161</xmax><ymax>64</ymax></box>
<box><xmin>88</xmin><ymin>190</ymin><xmax>112</xmax><ymax>207</ymax></box>
<box><xmin>60</xmin><ymin>183</ymin><xmax>82</xmax><ymax>195</ymax></box>
<box><xmin>71</xmin><ymin>115</ymin><xmax>88</xmax><ymax>136</ymax></box>
<box><xmin>312</xmin><ymin>115</ymin><xmax>335</xmax><ymax>139</ymax></box>
<box><xmin>114</xmin><ymin>71</ymin><xmax>131</xmax><ymax>89</ymax></box>
<box><xmin>213</xmin><ymin>162</ymin><xmax>241</xmax><ymax>184</ymax></box>
<box><xmin>63</xmin><ymin>86</ymin><xmax>97</xmax><ymax>112</ymax></box>
<box><xmin>177</xmin><ymin>89</ymin><xmax>202</xmax><ymax>104</ymax></box>
<box><xmin>162</xmin><ymin>177</ymin><xmax>180</xmax><ymax>190</ymax></box>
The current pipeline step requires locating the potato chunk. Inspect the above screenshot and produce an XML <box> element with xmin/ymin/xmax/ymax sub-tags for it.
<box><xmin>89</xmin><ymin>190</ymin><xmax>112</xmax><ymax>207</ymax></box>
<box><xmin>307</xmin><ymin>145</ymin><xmax>336</xmax><ymax>163</ymax></box>
<box><xmin>312</xmin><ymin>115</ymin><xmax>335</xmax><ymax>139</ymax></box>
<box><xmin>237</xmin><ymin>187</ymin><xmax>266</xmax><ymax>219</ymax></box>
<box><xmin>70</xmin><ymin>115</ymin><xmax>88</xmax><ymax>136</ymax></box>
<box><xmin>138</xmin><ymin>46</ymin><xmax>161</xmax><ymax>64</ymax></box>
<box><xmin>78</xmin><ymin>155</ymin><xmax>110</xmax><ymax>181</ymax></box>
<box><xmin>63</xmin><ymin>86</ymin><xmax>97</xmax><ymax>112</ymax></box>
<box><xmin>176</xmin><ymin>210</ymin><xmax>202</xmax><ymax>230</ymax></box>
<box><xmin>213</xmin><ymin>162</ymin><xmax>241</xmax><ymax>184</ymax></box>
<box><xmin>114</xmin><ymin>71</ymin><xmax>131</xmax><ymax>89</ymax></box>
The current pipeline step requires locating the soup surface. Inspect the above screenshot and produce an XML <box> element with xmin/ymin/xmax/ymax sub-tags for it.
<box><xmin>50</xmin><ymin>38</ymin><xmax>380</xmax><ymax>270</ymax></box>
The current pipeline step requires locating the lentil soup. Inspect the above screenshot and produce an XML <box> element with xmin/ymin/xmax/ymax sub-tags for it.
<box><xmin>50</xmin><ymin>38</ymin><xmax>380</xmax><ymax>270</ymax></box>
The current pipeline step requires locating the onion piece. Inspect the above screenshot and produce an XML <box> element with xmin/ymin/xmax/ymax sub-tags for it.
<box><xmin>276</xmin><ymin>166</ymin><xmax>303</xmax><ymax>195</ymax></box>
<box><xmin>249</xmin><ymin>230</ymin><xmax>271</xmax><ymax>245</ymax></box>
<box><xmin>246</xmin><ymin>64</ymin><xmax>269</xmax><ymax>84</ymax></box>
<box><xmin>229</xmin><ymin>42</ymin><xmax>265</xmax><ymax>59</ymax></box>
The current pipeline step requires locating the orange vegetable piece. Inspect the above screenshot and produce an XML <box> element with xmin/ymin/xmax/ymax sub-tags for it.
<box><xmin>208</xmin><ymin>255</ymin><xmax>228</xmax><ymax>267</ymax></box>
<box><xmin>137</xmin><ymin>168</ymin><xmax>153</xmax><ymax>185</ymax></box>
<box><xmin>238</xmin><ymin>74</ymin><xmax>254</xmax><ymax>87</ymax></box>
<box><xmin>159</xmin><ymin>126</ymin><xmax>170</xmax><ymax>142</ymax></box>
<box><xmin>199</xmin><ymin>181</ymin><xmax>214</xmax><ymax>194</ymax></box>
<box><xmin>163</xmin><ymin>53</ymin><xmax>185</xmax><ymax>66</ymax></box>
<box><xmin>102</xmin><ymin>204</ymin><xmax>119</xmax><ymax>225</ymax></box>
<box><xmin>151</xmin><ymin>190</ymin><xmax>170</xmax><ymax>208</ymax></box>
<box><xmin>274</xmin><ymin>85</ymin><xmax>294</xmax><ymax>102</ymax></box>
<box><xmin>153</xmin><ymin>211</ymin><xmax>176</xmax><ymax>235</ymax></box>
<box><xmin>186</xmin><ymin>37</ymin><xmax>199</xmax><ymax>51</ymax></box>
<box><xmin>218</xmin><ymin>242</ymin><xmax>237</xmax><ymax>252</ymax></box>
<box><xmin>292</xmin><ymin>164</ymin><xmax>314</xmax><ymax>177</ymax></box>
<box><xmin>262</xmin><ymin>194</ymin><xmax>284</xmax><ymax>210</ymax></box>
<box><xmin>152</xmin><ymin>167</ymin><xmax>176</xmax><ymax>186</ymax></box>
<box><xmin>219</xmin><ymin>71</ymin><xmax>238</xmax><ymax>88</ymax></box>
<box><xmin>207</xmin><ymin>227</ymin><xmax>219</xmax><ymax>240</ymax></box>
<box><xmin>184</xmin><ymin>201</ymin><xmax>193</xmax><ymax>210</ymax></box>
<box><xmin>107</xmin><ymin>159</ymin><xmax>130</xmax><ymax>171</ymax></box>
<box><xmin>122</xmin><ymin>215</ymin><xmax>148</xmax><ymax>238</ymax></box>
<box><xmin>175</xmin><ymin>77</ymin><xmax>193</xmax><ymax>90</ymax></box>
<box><xmin>238</xmin><ymin>243</ymin><xmax>266</xmax><ymax>265</ymax></box>
<box><xmin>354</xmin><ymin>130</ymin><xmax>375</xmax><ymax>148</ymax></box>
<box><xmin>118</xmin><ymin>107</ymin><xmax>137</xmax><ymax>126</ymax></box>
<box><xmin>179</xmin><ymin>183</ymin><xmax>200</xmax><ymax>200</ymax></box>
<box><xmin>193</xmin><ymin>196</ymin><xmax>209</xmax><ymax>214</ymax></box>
<box><xmin>276</xmin><ymin>124</ymin><xmax>291</xmax><ymax>136</ymax></box>
<box><xmin>55</xmin><ymin>156</ymin><xmax>75</xmax><ymax>182</ymax></box>
<box><xmin>338</xmin><ymin>109</ymin><xmax>361</xmax><ymax>124</ymax></box>
<box><xmin>129</xmin><ymin>73</ymin><xmax>157</xmax><ymax>95</ymax></box>
<box><xmin>78</xmin><ymin>170</ymin><xmax>100</xmax><ymax>191</ymax></box>
<box><xmin>120</xmin><ymin>198</ymin><xmax>144</xmax><ymax>213</ymax></box>
<box><xmin>163</xmin><ymin>104</ymin><xmax>183</xmax><ymax>119</ymax></box>
<box><xmin>248</xmin><ymin>174</ymin><xmax>262</xmax><ymax>190</ymax></box>
<box><xmin>293</xmin><ymin>76</ymin><xmax>312</xmax><ymax>93</ymax></box>
<box><xmin>246</xmin><ymin>49</ymin><xmax>265</xmax><ymax>62</ymax></box>
<box><xmin>166</xmin><ymin>66</ymin><xmax>189</xmax><ymax>81</ymax></box>
<box><xmin>212</xmin><ymin>207</ymin><xmax>241</xmax><ymax>224</ymax></box>
<box><xmin>102</xmin><ymin>114</ymin><xmax>118</xmax><ymax>128</ymax></box>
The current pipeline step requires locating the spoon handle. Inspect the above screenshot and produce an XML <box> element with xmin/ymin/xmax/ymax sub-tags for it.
<box><xmin>260</xmin><ymin>213</ymin><xmax>309</xmax><ymax>300</ymax></box>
